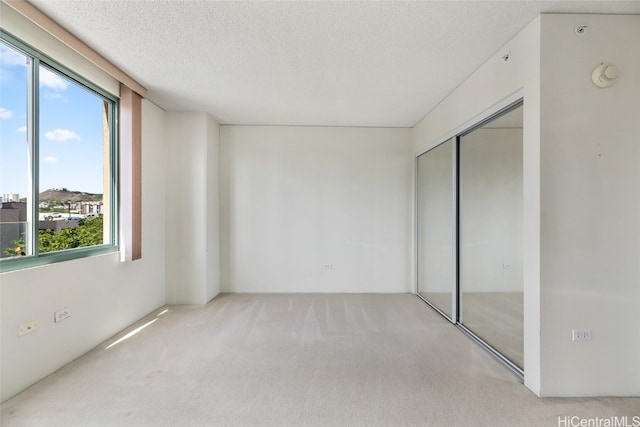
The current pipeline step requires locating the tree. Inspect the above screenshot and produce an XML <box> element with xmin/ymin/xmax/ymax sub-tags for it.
<box><xmin>4</xmin><ymin>216</ymin><xmax>104</xmax><ymax>256</ymax></box>
<box><xmin>4</xmin><ymin>238</ymin><xmax>26</xmax><ymax>257</ymax></box>
<box><xmin>39</xmin><ymin>217</ymin><xmax>104</xmax><ymax>253</ymax></box>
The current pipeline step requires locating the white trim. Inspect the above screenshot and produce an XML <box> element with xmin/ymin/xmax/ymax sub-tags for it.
<box><xmin>1</xmin><ymin>0</ymin><xmax>146</xmax><ymax>96</ymax></box>
<box><xmin>414</xmin><ymin>88</ymin><xmax>524</xmax><ymax>158</ymax></box>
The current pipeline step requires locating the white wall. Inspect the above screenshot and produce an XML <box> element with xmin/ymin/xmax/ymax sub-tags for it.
<box><xmin>205</xmin><ymin>116</ymin><xmax>222</xmax><ymax>302</ymax></box>
<box><xmin>538</xmin><ymin>14</ymin><xmax>640</xmax><ymax>396</ymax></box>
<box><xmin>165</xmin><ymin>112</ymin><xmax>220</xmax><ymax>304</ymax></box>
<box><xmin>0</xmin><ymin>99</ymin><xmax>167</xmax><ymax>402</ymax></box>
<box><xmin>220</xmin><ymin>126</ymin><xmax>413</xmax><ymax>293</ymax></box>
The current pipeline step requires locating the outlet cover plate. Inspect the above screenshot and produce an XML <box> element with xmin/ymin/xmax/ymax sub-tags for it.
<box><xmin>18</xmin><ymin>320</ymin><xmax>38</xmax><ymax>336</ymax></box>
<box><xmin>572</xmin><ymin>329</ymin><xmax>592</xmax><ymax>341</ymax></box>
<box><xmin>55</xmin><ymin>308</ymin><xmax>71</xmax><ymax>323</ymax></box>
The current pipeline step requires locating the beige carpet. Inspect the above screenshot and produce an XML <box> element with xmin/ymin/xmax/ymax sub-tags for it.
<box><xmin>1</xmin><ymin>294</ymin><xmax>638</xmax><ymax>427</ymax></box>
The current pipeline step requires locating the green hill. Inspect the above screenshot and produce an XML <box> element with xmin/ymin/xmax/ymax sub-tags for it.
<box><xmin>28</xmin><ymin>188</ymin><xmax>103</xmax><ymax>203</ymax></box>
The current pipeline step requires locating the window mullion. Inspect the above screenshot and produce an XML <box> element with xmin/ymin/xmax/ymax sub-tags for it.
<box><xmin>26</xmin><ymin>56</ymin><xmax>39</xmax><ymax>257</ymax></box>
<box><xmin>110</xmin><ymin>100</ymin><xmax>119</xmax><ymax>248</ymax></box>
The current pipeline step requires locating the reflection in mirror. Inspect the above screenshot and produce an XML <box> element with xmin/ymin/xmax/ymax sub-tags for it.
<box><xmin>417</xmin><ymin>138</ymin><xmax>454</xmax><ymax>320</ymax></box>
<box><xmin>459</xmin><ymin>104</ymin><xmax>524</xmax><ymax>370</ymax></box>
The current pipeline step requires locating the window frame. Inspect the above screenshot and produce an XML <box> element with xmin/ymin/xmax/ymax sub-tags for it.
<box><xmin>0</xmin><ymin>30</ymin><xmax>119</xmax><ymax>272</ymax></box>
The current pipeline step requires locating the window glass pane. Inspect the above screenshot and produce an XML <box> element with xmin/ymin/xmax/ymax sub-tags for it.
<box><xmin>38</xmin><ymin>64</ymin><xmax>110</xmax><ymax>253</ymax></box>
<box><xmin>0</xmin><ymin>41</ymin><xmax>31</xmax><ymax>258</ymax></box>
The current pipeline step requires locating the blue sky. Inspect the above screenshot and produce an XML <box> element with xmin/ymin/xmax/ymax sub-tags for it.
<box><xmin>0</xmin><ymin>41</ymin><xmax>105</xmax><ymax>197</ymax></box>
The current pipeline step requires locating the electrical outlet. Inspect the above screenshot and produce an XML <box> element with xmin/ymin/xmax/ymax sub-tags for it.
<box><xmin>572</xmin><ymin>329</ymin><xmax>592</xmax><ymax>341</ymax></box>
<box><xmin>55</xmin><ymin>307</ymin><xmax>71</xmax><ymax>323</ymax></box>
<box><xmin>323</xmin><ymin>264</ymin><xmax>333</xmax><ymax>271</ymax></box>
<box><xmin>18</xmin><ymin>320</ymin><xmax>38</xmax><ymax>336</ymax></box>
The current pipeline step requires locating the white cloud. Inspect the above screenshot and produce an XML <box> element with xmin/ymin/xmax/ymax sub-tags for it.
<box><xmin>0</xmin><ymin>44</ymin><xmax>28</xmax><ymax>83</ymax></box>
<box><xmin>44</xmin><ymin>128</ymin><xmax>80</xmax><ymax>141</ymax></box>
<box><xmin>0</xmin><ymin>107</ymin><xmax>13</xmax><ymax>119</ymax></box>
<box><xmin>43</xmin><ymin>156</ymin><xmax>58</xmax><ymax>163</ymax></box>
<box><xmin>0</xmin><ymin>44</ymin><xmax>27</xmax><ymax>67</ymax></box>
<box><xmin>40</xmin><ymin>68</ymin><xmax>68</xmax><ymax>91</ymax></box>
<box><xmin>17</xmin><ymin>126</ymin><xmax>27</xmax><ymax>133</ymax></box>
<box><xmin>43</xmin><ymin>92</ymin><xmax>67</xmax><ymax>101</ymax></box>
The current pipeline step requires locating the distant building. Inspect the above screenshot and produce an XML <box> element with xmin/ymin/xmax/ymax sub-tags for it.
<box><xmin>0</xmin><ymin>193</ymin><xmax>20</xmax><ymax>203</ymax></box>
<box><xmin>79</xmin><ymin>202</ymin><xmax>102</xmax><ymax>215</ymax></box>
<box><xmin>38</xmin><ymin>218</ymin><xmax>81</xmax><ymax>232</ymax></box>
<box><xmin>0</xmin><ymin>202</ymin><xmax>27</xmax><ymax>258</ymax></box>
<box><xmin>0</xmin><ymin>202</ymin><xmax>26</xmax><ymax>222</ymax></box>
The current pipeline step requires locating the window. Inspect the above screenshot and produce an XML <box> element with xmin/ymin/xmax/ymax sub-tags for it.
<box><xmin>0</xmin><ymin>32</ymin><xmax>117</xmax><ymax>271</ymax></box>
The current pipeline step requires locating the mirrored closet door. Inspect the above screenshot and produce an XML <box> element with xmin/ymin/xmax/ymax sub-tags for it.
<box><xmin>458</xmin><ymin>104</ymin><xmax>524</xmax><ymax>371</ymax></box>
<box><xmin>416</xmin><ymin>101</ymin><xmax>524</xmax><ymax>375</ymax></box>
<box><xmin>416</xmin><ymin>138</ymin><xmax>455</xmax><ymax>321</ymax></box>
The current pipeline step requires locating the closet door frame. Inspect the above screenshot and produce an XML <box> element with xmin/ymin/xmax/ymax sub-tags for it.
<box><xmin>415</xmin><ymin>93</ymin><xmax>524</xmax><ymax>378</ymax></box>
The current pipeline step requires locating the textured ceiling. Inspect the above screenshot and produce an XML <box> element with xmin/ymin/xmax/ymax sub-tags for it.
<box><xmin>28</xmin><ymin>0</ymin><xmax>640</xmax><ymax>127</ymax></box>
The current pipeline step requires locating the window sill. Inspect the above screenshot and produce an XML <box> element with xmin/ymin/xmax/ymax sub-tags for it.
<box><xmin>0</xmin><ymin>245</ymin><xmax>118</xmax><ymax>273</ymax></box>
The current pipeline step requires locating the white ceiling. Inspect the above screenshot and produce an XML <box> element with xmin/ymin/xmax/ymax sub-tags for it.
<box><xmin>29</xmin><ymin>0</ymin><xmax>640</xmax><ymax>128</ymax></box>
